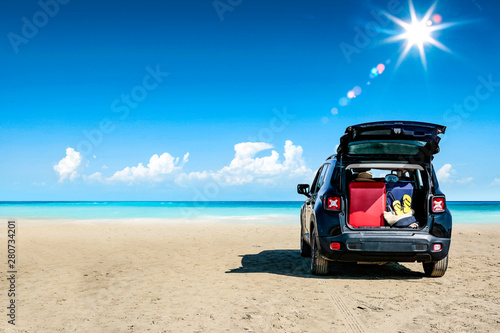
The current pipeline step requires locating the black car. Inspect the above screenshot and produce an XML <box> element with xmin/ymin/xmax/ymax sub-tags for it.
<box><xmin>297</xmin><ymin>121</ymin><xmax>452</xmax><ymax>276</ymax></box>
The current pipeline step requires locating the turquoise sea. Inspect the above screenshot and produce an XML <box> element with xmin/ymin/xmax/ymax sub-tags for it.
<box><xmin>1</xmin><ymin>201</ymin><xmax>499</xmax><ymax>224</ymax></box>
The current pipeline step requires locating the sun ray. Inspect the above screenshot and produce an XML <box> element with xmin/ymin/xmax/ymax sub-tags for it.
<box><xmin>418</xmin><ymin>43</ymin><xmax>427</xmax><ymax>69</ymax></box>
<box><xmin>395</xmin><ymin>42</ymin><xmax>414</xmax><ymax>68</ymax></box>
<box><xmin>427</xmin><ymin>38</ymin><xmax>451</xmax><ymax>53</ymax></box>
<box><xmin>427</xmin><ymin>22</ymin><xmax>457</xmax><ymax>33</ymax></box>
<box><xmin>409</xmin><ymin>0</ymin><xmax>418</xmax><ymax>23</ymax></box>
<box><xmin>421</xmin><ymin>0</ymin><xmax>437</xmax><ymax>22</ymax></box>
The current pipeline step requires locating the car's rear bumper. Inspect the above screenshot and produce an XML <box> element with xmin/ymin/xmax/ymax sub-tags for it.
<box><xmin>318</xmin><ymin>231</ymin><xmax>450</xmax><ymax>263</ymax></box>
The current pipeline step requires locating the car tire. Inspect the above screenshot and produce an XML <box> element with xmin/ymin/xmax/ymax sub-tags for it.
<box><xmin>300</xmin><ymin>223</ymin><xmax>311</xmax><ymax>258</ymax></box>
<box><xmin>423</xmin><ymin>255</ymin><xmax>448</xmax><ymax>277</ymax></box>
<box><xmin>310</xmin><ymin>228</ymin><xmax>329</xmax><ymax>275</ymax></box>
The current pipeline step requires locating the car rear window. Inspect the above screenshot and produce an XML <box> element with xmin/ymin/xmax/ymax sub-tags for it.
<box><xmin>347</xmin><ymin>140</ymin><xmax>426</xmax><ymax>155</ymax></box>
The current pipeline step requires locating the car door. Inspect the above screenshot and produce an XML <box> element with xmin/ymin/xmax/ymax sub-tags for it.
<box><xmin>305</xmin><ymin>163</ymin><xmax>330</xmax><ymax>235</ymax></box>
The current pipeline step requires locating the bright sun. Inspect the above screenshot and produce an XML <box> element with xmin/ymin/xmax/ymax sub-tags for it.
<box><xmin>405</xmin><ymin>21</ymin><xmax>432</xmax><ymax>46</ymax></box>
<box><xmin>383</xmin><ymin>0</ymin><xmax>454</xmax><ymax>69</ymax></box>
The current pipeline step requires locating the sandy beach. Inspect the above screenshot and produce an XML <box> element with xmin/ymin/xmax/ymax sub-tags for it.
<box><xmin>1</xmin><ymin>219</ymin><xmax>499</xmax><ymax>332</ymax></box>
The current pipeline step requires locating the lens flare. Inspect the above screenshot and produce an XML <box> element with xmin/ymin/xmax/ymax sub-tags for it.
<box><xmin>353</xmin><ymin>86</ymin><xmax>362</xmax><ymax>96</ymax></box>
<box><xmin>432</xmin><ymin>13</ymin><xmax>442</xmax><ymax>24</ymax></box>
<box><xmin>328</xmin><ymin>60</ymin><xmax>390</xmax><ymax>121</ymax></box>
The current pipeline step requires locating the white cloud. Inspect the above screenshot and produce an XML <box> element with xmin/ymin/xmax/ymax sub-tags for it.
<box><xmin>107</xmin><ymin>152</ymin><xmax>189</xmax><ymax>184</ymax></box>
<box><xmin>456</xmin><ymin>177</ymin><xmax>474</xmax><ymax>184</ymax></box>
<box><xmin>54</xmin><ymin>148</ymin><xmax>83</xmax><ymax>182</ymax></box>
<box><xmin>83</xmin><ymin>172</ymin><xmax>103</xmax><ymax>182</ymax></box>
<box><xmin>436</xmin><ymin>164</ymin><xmax>455</xmax><ymax>184</ymax></box>
<box><xmin>437</xmin><ymin>164</ymin><xmax>473</xmax><ymax>185</ymax></box>
<box><xmin>63</xmin><ymin>141</ymin><xmax>311</xmax><ymax>188</ymax></box>
<box><xmin>491</xmin><ymin>178</ymin><xmax>500</xmax><ymax>186</ymax></box>
<box><xmin>177</xmin><ymin>140</ymin><xmax>312</xmax><ymax>186</ymax></box>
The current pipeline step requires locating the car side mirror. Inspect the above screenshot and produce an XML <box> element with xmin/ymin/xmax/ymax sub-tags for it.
<box><xmin>297</xmin><ymin>184</ymin><xmax>311</xmax><ymax>197</ymax></box>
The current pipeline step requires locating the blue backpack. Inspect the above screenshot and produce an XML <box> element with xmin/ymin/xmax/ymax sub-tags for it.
<box><xmin>386</xmin><ymin>182</ymin><xmax>416</xmax><ymax>227</ymax></box>
<box><xmin>386</xmin><ymin>182</ymin><xmax>414</xmax><ymax>212</ymax></box>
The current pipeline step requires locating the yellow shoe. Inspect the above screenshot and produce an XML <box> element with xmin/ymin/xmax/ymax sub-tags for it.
<box><xmin>403</xmin><ymin>194</ymin><xmax>412</xmax><ymax>214</ymax></box>
<box><xmin>393</xmin><ymin>200</ymin><xmax>403</xmax><ymax>215</ymax></box>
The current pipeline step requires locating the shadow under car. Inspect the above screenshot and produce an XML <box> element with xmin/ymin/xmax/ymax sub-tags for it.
<box><xmin>226</xmin><ymin>249</ymin><xmax>425</xmax><ymax>280</ymax></box>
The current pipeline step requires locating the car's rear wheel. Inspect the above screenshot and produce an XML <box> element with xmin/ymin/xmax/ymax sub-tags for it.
<box><xmin>423</xmin><ymin>255</ymin><xmax>448</xmax><ymax>277</ymax></box>
<box><xmin>310</xmin><ymin>228</ymin><xmax>328</xmax><ymax>275</ymax></box>
<box><xmin>300</xmin><ymin>222</ymin><xmax>311</xmax><ymax>257</ymax></box>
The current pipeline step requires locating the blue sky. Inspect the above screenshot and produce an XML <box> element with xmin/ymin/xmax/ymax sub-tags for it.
<box><xmin>1</xmin><ymin>0</ymin><xmax>499</xmax><ymax>201</ymax></box>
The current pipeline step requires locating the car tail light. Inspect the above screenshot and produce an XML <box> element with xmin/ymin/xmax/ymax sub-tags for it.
<box><xmin>432</xmin><ymin>197</ymin><xmax>446</xmax><ymax>213</ymax></box>
<box><xmin>432</xmin><ymin>243</ymin><xmax>442</xmax><ymax>251</ymax></box>
<box><xmin>324</xmin><ymin>196</ymin><xmax>341</xmax><ymax>211</ymax></box>
<box><xmin>330</xmin><ymin>242</ymin><xmax>341</xmax><ymax>250</ymax></box>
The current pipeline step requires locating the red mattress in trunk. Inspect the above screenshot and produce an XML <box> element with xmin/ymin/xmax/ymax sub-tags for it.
<box><xmin>349</xmin><ymin>182</ymin><xmax>386</xmax><ymax>228</ymax></box>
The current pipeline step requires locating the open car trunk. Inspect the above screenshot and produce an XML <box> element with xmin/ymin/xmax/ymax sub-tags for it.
<box><xmin>337</xmin><ymin>121</ymin><xmax>446</xmax><ymax>230</ymax></box>
<box><xmin>337</xmin><ymin>121</ymin><xmax>446</xmax><ymax>160</ymax></box>
<box><xmin>343</xmin><ymin>163</ymin><xmax>430</xmax><ymax>230</ymax></box>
